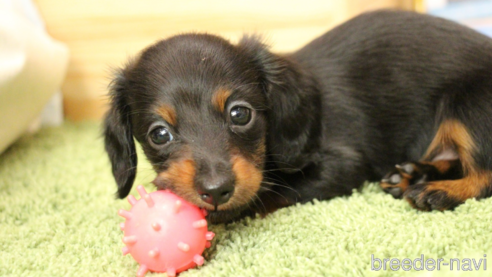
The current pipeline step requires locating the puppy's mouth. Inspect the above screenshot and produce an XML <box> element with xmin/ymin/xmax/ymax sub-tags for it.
<box><xmin>151</xmin><ymin>155</ymin><xmax>264</xmax><ymax>219</ymax></box>
<box><xmin>152</xmin><ymin>176</ymin><xmax>257</xmax><ymax>223</ymax></box>
<box><xmin>152</xmin><ymin>174</ymin><xmax>257</xmax><ymax>213</ymax></box>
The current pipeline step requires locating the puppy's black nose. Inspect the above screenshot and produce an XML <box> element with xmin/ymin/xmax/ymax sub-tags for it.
<box><xmin>197</xmin><ymin>177</ymin><xmax>235</xmax><ymax>207</ymax></box>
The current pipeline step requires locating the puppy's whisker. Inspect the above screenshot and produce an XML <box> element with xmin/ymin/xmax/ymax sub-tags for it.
<box><xmin>261</xmin><ymin>168</ymin><xmax>301</xmax><ymax>173</ymax></box>
<box><xmin>252</xmin><ymin>193</ymin><xmax>267</xmax><ymax>214</ymax></box>
<box><xmin>260</xmin><ymin>180</ymin><xmax>301</xmax><ymax>197</ymax></box>
<box><xmin>261</xmin><ymin>171</ymin><xmax>293</xmax><ymax>190</ymax></box>
<box><xmin>258</xmin><ymin>186</ymin><xmax>292</xmax><ymax>204</ymax></box>
<box><xmin>261</xmin><ymin>176</ymin><xmax>290</xmax><ymax>187</ymax></box>
<box><xmin>264</xmin><ymin>164</ymin><xmax>306</xmax><ymax>179</ymax></box>
<box><xmin>263</xmin><ymin>155</ymin><xmax>300</xmax><ymax>167</ymax></box>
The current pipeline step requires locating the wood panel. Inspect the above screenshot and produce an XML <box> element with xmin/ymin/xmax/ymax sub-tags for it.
<box><xmin>34</xmin><ymin>0</ymin><xmax>415</xmax><ymax>120</ymax></box>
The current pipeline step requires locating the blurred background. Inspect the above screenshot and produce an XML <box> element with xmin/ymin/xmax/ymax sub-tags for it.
<box><xmin>1</xmin><ymin>0</ymin><xmax>491</xmax><ymax>153</ymax></box>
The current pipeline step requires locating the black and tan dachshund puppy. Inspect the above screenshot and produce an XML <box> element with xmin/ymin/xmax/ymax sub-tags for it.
<box><xmin>104</xmin><ymin>10</ymin><xmax>492</xmax><ymax>223</ymax></box>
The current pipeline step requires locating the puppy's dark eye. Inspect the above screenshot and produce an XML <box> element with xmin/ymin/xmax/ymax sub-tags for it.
<box><xmin>149</xmin><ymin>126</ymin><xmax>173</xmax><ymax>145</ymax></box>
<box><xmin>230</xmin><ymin>106</ymin><xmax>251</xmax><ymax>126</ymax></box>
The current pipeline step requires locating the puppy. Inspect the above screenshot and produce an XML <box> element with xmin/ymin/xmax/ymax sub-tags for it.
<box><xmin>104</xmin><ymin>10</ymin><xmax>492</xmax><ymax>223</ymax></box>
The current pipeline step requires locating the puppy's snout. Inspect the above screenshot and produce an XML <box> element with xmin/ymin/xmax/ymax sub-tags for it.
<box><xmin>197</xmin><ymin>175</ymin><xmax>235</xmax><ymax>207</ymax></box>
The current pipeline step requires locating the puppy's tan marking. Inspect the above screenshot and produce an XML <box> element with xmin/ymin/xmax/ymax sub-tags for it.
<box><xmin>380</xmin><ymin>178</ymin><xmax>410</xmax><ymax>192</ymax></box>
<box><xmin>425</xmin><ymin>172</ymin><xmax>491</xmax><ymax>203</ymax></box>
<box><xmin>232</xmin><ymin>155</ymin><xmax>263</xmax><ymax>193</ymax></box>
<box><xmin>156</xmin><ymin>104</ymin><xmax>177</xmax><ymax>126</ymax></box>
<box><xmin>214</xmin><ymin>155</ymin><xmax>264</xmax><ymax>211</ymax></box>
<box><xmin>212</xmin><ymin>88</ymin><xmax>232</xmax><ymax>113</ymax></box>
<box><xmin>421</xmin><ymin>160</ymin><xmax>456</xmax><ymax>174</ymax></box>
<box><xmin>423</xmin><ymin>120</ymin><xmax>476</xmax><ymax>174</ymax></box>
<box><xmin>252</xmin><ymin>137</ymin><xmax>266</xmax><ymax>167</ymax></box>
<box><xmin>155</xmin><ymin>159</ymin><xmax>198</xmax><ymax>202</ymax></box>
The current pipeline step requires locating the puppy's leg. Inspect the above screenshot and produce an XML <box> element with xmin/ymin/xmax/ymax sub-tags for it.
<box><xmin>405</xmin><ymin>172</ymin><xmax>492</xmax><ymax>211</ymax></box>
<box><xmin>382</xmin><ymin>120</ymin><xmax>492</xmax><ymax>210</ymax></box>
<box><xmin>380</xmin><ymin>159</ymin><xmax>462</xmax><ymax>198</ymax></box>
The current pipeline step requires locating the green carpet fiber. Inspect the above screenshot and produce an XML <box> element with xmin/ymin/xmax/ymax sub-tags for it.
<box><xmin>1</xmin><ymin>122</ymin><xmax>491</xmax><ymax>277</ymax></box>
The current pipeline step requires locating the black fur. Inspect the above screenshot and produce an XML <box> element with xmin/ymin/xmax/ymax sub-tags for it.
<box><xmin>104</xmin><ymin>10</ymin><xmax>492</xmax><ymax>223</ymax></box>
<box><xmin>104</xmin><ymin>70</ymin><xmax>137</xmax><ymax>198</ymax></box>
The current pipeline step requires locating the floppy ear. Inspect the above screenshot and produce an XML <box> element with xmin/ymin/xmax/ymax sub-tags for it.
<box><xmin>103</xmin><ymin>70</ymin><xmax>137</xmax><ymax>198</ymax></box>
<box><xmin>237</xmin><ymin>35</ymin><xmax>322</xmax><ymax>173</ymax></box>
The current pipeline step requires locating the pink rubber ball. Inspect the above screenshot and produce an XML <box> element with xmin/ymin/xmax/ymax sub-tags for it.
<box><xmin>118</xmin><ymin>186</ymin><xmax>214</xmax><ymax>277</ymax></box>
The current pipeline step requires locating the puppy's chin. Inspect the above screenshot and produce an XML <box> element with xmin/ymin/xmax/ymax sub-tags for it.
<box><xmin>206</xmin><ymin>206</ymin><xmax>255</xmax><ymax>224</ymax></box>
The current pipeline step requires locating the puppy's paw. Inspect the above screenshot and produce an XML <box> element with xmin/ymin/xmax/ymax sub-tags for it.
<box><xmin>380</xmin><ymin>162</ymin><xmax>428</xmax><ymax>199</ymax></box>
<box><xmin>404</xmin><ymin>182</ymin><xmax>462</xmax><ymax>211</ymax></box>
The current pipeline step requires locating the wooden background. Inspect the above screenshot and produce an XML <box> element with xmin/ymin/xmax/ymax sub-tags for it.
<box><xmin>34</xmin><ymin>0</ymin><xmax>417</xmax><ymax>120</ymax></box>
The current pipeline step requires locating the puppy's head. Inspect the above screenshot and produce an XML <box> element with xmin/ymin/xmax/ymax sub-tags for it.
<box><xmin>104</xmin><ymin>34</ymin><xmax>320</xmax><ymax>222</ymax></box>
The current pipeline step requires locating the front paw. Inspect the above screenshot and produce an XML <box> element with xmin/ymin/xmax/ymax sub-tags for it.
<box><xmin>404</xmin><ymin>182</ymin><xmax>462</xmax><ymax>211</ymax></box>
<box><xmin>380</xmin><ymin>162</ymin><xmax>424</xmax><ymax>199</ymax></box>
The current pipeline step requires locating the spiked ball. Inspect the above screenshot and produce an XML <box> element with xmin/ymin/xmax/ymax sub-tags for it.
<box><xmin>118</xmin><ymin>186</ymin><xmax>214</xmax><ymax>277</ymax></box>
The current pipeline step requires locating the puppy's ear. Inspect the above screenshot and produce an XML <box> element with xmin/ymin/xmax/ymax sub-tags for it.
<box><xmin>237</xmin><ymin>35</ymin><xmax>322</xmax><ymax>173</ymax></box>
<box><xmin>103</xmin><ymin>69</ymin><xmax>137</xmax><ymax>198</ymax></box>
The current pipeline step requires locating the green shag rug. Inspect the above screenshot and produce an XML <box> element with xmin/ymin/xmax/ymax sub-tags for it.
<box><xmin>1</xmin><ymin>122</ymin><xmax>491</xmax><ymax>277</ymax></box>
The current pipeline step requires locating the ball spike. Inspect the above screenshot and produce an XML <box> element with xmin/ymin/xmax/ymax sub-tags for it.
<box><xmin>119</xmin><ymin>222</ymin><xmax>125</xmax><ymax>231</ymax></box>
<box><xmin>178</xmin><ymin>242</ymin><xmax>190</xmax><ymax>252</ymax></box>
<box><xmin>121</xmin><ymin>246</ymin><xmax>130</xmax><ymax>256</ymax></box>
<box><xmin>205</xmin><ymin>241</ymin><xmax>211</xmax><ymax>248</ymax></box>
<box><xmin>122</xmin><ymin>235</ymin><xmax>137</xmax><ymax>245</ymax></box>
<box><xmin>148</xmin><ymin>248</ymin><xmax>159</xmax><ymax>258</ymax></box>
<box><xmin>118</xmin><ymin>209</ymin><xmax>132</xmax><ymax>220</ymax></box>
<box><xmin>137</xmin><ymin>186</ymin><xmax>154</xmax><ymax>207</ymax></box>
<box><xmin>136</xmin><ymin>185</ymin><xmax>148</xmax><ymax>198</ymax></box>
<box><xmin>151</xmin><ymin>222</ymin><xmax>161</xmax><ymax>231</ymax></box>
<box><xmin>174</xmin><ymin>200</ymin><xmax>182</xmax><ymax>213</ymax></box>
<box><xmin>205</xmin><ymin>231</ymin><xmax>215</xmax><ymax>241</ymax></box>
<box><xmin>137</xmin><ymin>264</ymin><xmax>148</xmax><ymax>277</ymax></box>
<box><xmin>193</xmin><ymin>254</ymin><xmax>204</xmax><ymax>266</ymax></box>
<box><xmin>127</xmin><ymin>195</ymin><xmax>137</xmax><ymax>206</ymax></box>
<box><xmin>166</xmin><ymin>268</ymin><xmax>176</xmax><ymax>277</ymax></box>
<box><xmin>143</xmin><ymin>194</ymin><xmax>154</xmax><ymax>207</ymax></box>
<box><xmin>192</xmin><ymin>219</ymin><xmax>207</xmax><ymax>228</ymax></box>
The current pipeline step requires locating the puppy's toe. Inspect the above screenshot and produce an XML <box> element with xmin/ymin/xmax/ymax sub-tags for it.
<box><xmin>404</xmin><ymin>183</ymin><xmax>430</xmax><ymax>210</ymax></box>
<box><xmin>380</xmin><ymin>169</ymin><xmax>409</xmax><ymax>199</ymax></box>
<box><xmin>404</xmin><ymin>182</ymin><xmax>462</xmax><ymax>211</ymax></box>
<box><xmin>380</xmin><ymin>161</ymin><xmax>436</xmax><ymax>199</ymax></box>
<box><xmin>385</xmin><ymin>186</ymin><xmax>403</xmax><ymax>198</ymax></box>
<box><xmin>395</xmin><ymin>163</ymin><xmax>415</xmax><ymax>175</ymax></box>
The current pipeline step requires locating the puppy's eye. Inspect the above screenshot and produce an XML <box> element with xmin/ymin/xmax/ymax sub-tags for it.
<box><xmin>149</xmin><ymin>126</ymin><xmax>173</xmax><ymax>145</ymax></box>
<box><xmin>230</xmin><ymin>106</ymin><xmax>251</xmax><ymax>126</ymax></box>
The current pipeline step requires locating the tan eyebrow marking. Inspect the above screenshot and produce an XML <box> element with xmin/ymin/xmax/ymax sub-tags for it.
<box><xmin>156</xmin><ymin>104</ymin><xmax>177</xmax><ymax>126</ymax></box>
<box><xmin>212</xmin><ymin>88</ymin><xmax>232</xmax><ymax>113</ymax></box>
